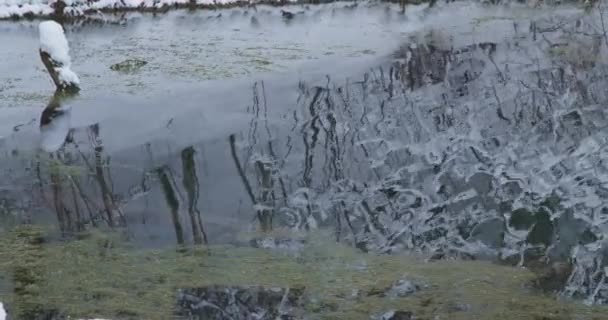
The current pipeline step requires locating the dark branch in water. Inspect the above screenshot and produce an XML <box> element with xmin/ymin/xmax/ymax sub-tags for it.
<box><xmin>157</xmin><ymin>165</ymin><xmax>185</xmax><ymax>246</ymax></box>
<box><xmin>89</xmin><ymin>126</ymin><xmax>118</xmax><ymax>227</ymax></box>
<box><xmin>268</xmin><ymin>141</ymin><xmax>289</xmax><ymax>206</ymax></box>
<box><xmin>255</xmin><ymin>160</ymin><xmax>274</xmax><ymax>231</ymax></box>
<box><xmin>230</xmin><ymin>134</ymin><xmax>257</xmax><ymax>205</ymax></box>
<box><xmin>181</xmin><ymin>146</ymin><xmax>208</xmax><ymax>245</ymax></box>
<box><xmin>51</xmin><ymin>171</ymin><xmax>69</xmax><ymax>235</ymax></box>
<box><xmin>230</xmin><ymin>134</ymin><xmax>275</xmax><ymax>231</ymax></box>
<box><xmin>69</xmin><ymin>176</ymin><xmax>98</xmax><ymax>228</ymax></box>
<box><xmin>69</xmin><ymin>177</ymin><xmax>83</xmax><ymax>232</ymax></box>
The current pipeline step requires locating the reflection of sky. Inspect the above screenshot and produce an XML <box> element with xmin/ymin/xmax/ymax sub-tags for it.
<box><xmin>40</xmin><ymin>106</ymin><xmax>71</xmax><ymax>152</ymax></box>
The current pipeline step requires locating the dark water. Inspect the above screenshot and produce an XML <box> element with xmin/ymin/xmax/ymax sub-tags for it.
<box><xmin>2</xmin><ymin>1</ymin><xmax>608</xmax><ymax>318</ymax></box>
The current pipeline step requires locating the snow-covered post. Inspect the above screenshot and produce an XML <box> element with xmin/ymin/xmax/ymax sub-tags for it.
<box><xmin>39</xmin><ymin>21</ymin><xmax>80</xmax><ymax>93</ymax></box>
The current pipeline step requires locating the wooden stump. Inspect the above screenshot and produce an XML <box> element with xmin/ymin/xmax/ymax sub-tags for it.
<box><xmin>40</xmin><ymin>49</ymin><xmax>80</xmax><ymax>94</ymax></box>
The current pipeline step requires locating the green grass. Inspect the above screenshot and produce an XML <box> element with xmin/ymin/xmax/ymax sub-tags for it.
<box><xmin>0</xmin><ymin>226</ymin><xmax>607</xmax><ymax>319</ymax></box>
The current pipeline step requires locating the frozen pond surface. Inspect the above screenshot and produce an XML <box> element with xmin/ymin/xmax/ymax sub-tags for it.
<box><xmin>0</xmin><ymin>1</ymin><xmax>555</xmax><ymax>241</ymax></box>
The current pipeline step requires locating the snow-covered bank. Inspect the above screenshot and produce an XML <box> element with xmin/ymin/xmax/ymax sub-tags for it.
<box><xmin>0</xmin><ymin>1</ymin><xmax>53</xmax><ymax>18</ymax></box>
<box><xmin>0</xmin><ymin>0</ymin><xmax>302</xmax><ymax>19</ymax></box>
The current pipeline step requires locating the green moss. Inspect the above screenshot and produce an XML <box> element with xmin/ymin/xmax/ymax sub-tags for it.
<box><xmin>0</xmin><ymin>226</ymin><xmax>607</xmax><ymax>320</ymax></box>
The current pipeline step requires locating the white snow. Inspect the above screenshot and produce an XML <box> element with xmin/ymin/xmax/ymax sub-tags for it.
<box><xmin>0</xmin><ymin>0</ymin><xmax>298</xmax><ymax>19</ymax></box>
<box><xmin>58</xmin><ymin>67</ymin><xmax>80</xmax><ymax>85</ymax></box>
<box><xmin>0</xmin><ymin>3</ymin><xmax>53</xmax><ymax>18</ymax></box>
<box><xmin>39</xmin><ymin>20</ymin><xmax>70</xmax><ymax>64</ymax></box>
<box><xmin>39</xmin><ymin>20</ymin><xmax>80</xmax><ymax>87</ymax></box>
<box><xmin>0</xmin><ymin>301</ymin><xmax>6</xmax><ymax>320</ymax></box>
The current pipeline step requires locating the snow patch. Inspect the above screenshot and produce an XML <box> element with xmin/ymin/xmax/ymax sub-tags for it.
<box><xmin>39</xmin><ymin>20</ymin><xmax>71</xmax><ymax>64</ymax></box>
<box><xmin>0</xmin><ymin>3</ymin><xmax>53</xmax><ymax>18</ymax></box>
<box><xmin>0</xmin><ymin>301</ymin><xmax>6</xmax><ymax>320</ymax></box>
<box><xmin>1</xmin><ymin>0</ymin><xmax>299</xmax><ymax>19</ymax></box>
<box><xmin>58</xmin><ymin>67</ymin><xmax>80</xmax><ymax>85</ymax></box>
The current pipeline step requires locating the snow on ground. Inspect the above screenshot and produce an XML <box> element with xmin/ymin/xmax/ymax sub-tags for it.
<box><xmin>0</xmin><ymin>0</ymin><xmax>297</xmax><ymax>19</ymax></box>
<box><xmin>0</xmin><ymin>2</ymin><xmax>53</xmax><ymax>18</ymax></box>
<box><xmin>39</xmin><ymin>20</ymin><xmax>80</xmax><ymax>87</ymax></box>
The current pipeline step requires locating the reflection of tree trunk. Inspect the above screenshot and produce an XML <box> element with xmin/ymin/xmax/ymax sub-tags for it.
<box><xmin>181</xmin><ymin>146</ymin><xmax>207</xmax><ymax>245</ymax></box>
<box><xmin>157</xmin><ymin>166</ymin><xmax>185</xmax><ymax>246</ymax></box>
<box><xmin>255</xmin><ymin>160</ymin><xmax>274</xmax><ymax>231</ymax></box>
<box><xmin>96</xmin><ymin>149</ymin><xmax>115</xmax><ymax>226</ymax></box>
<box><xmin>69</xmin><ymin>176</ymin><xmax>97</xmax><ymax>227</ymax></box>
<box><xmin>88</xmin><ymin>125</ymin><xmax>117</xmax><ymax>227</ymax></box>
<box><xmin>69</xmin><ymin>178</ymin><xmax>83</xmax><ymax>231</ymax></box>
<box><xmin>51</xmin><ymin>0</ymin><xmax>67</xmax><ymax>24</ymax></box>
<box><xmin>229</xmin><ymin>135</ymin><xmax>256</xmax><ymax>203</ymax></box>
<box><xmin>268</xmin><ymin>141</ymin><xmax>288</xmax><ymax>206</ymax></box>
<box><xmin>39</xmin><ymin>93</ymin><xmax>62</xmax><ymax>127</ymax></box>
<box><xmin>40</xmin><ymin>91</ymin><xmax>84</xmax><ymax>233</ymax></box>
<box><xmin>50</xmin><ymin>171</ymin><xmax>68</xmax><ymax>234</ymax></box>
<box><xmin>230</xmin><ymin>135</ymin><xmax>274</xmax><ymax>232</ymax></box>
<box><xmin>302</xmin><ymin>87</ymin><xmax>323</xmax><ymax>187</ymax></box>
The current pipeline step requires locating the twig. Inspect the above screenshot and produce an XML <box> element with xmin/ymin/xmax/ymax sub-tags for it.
<box><xmin>229</xmin><ymin>134</ymin><xmax>257</xmax><ymax>205</ymax></box>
